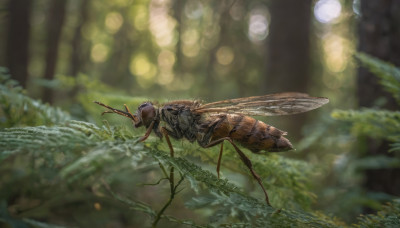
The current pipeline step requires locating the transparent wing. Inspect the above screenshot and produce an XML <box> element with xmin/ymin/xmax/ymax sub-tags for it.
<box><xmin>194</xmin><ymin>92</ymin><xmax>329</xmax><ymax>116</ymax></box>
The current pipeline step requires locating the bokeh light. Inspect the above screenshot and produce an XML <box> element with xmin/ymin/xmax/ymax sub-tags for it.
<box><xmin>149</xmin><ymin>0</ymin><xmax>177</xmax><ymax>48</ymax></box>
<box><xmin>314</xmin><ymin>0</ymin><xmax>342</xmax><ymax>23</ymax></box>
<box><xmin>216</xmin><ymin>46</ymin><xmax>234</xmax><ymax>66</ymax></box>
<box><xmin>352</xmin><ymin>0</ymin><xmax>361</xmax><ymax>16</ymax></box>
<box><xmin>131</xmin><ymin>5</ymin><xmax>149</xmax><ymax>31</ymax></box>
<box><xmin>321</xmin><ymin>34</ymin><xmax>351</xmax><ymax>90</ymax></box>
<box><xmin>129</xmin><ymin>54</ymin><xmax>157</xmax><ymax>88</ymax></box>
<box><xmin>157</xmin><ymin>50</ymin><xmax>175</xmax><ymax>71</ymax></box>
<box><xmin>156</xmin><ymin>49</ymin><xmax>175</xmax><ymax>86</ymax></box>
<box><xmin>182</xmin><ymin>43</ymin><xmax>200</xmax><ymax>57</ymax></box>
<box><xmin>91</xmin><ymin>43</ymin><xmax>109</xmax><ymax>62</ymax></box>
<box><xmin>184</xmin><ymin>0</ymin><xmax>203</xmax><ymax>19</ymax></box>
<box><xmin>157</xmin><ymin>72</ymin><xmax>174</xmax><ymax>85</ymax></box>
<box><xmin>182</xmin><ymin>29</ymin><xmax>201</xmax><ymax>57</ymax></box>
<box><xmin>182</xmin><ymin>29</ymin><xmax>199</xmax><ymax>45</ymax></box>
<box><xmin>105</xmin><ymin>12</ymin><xmax>124</xmax><ymax>34</ymax></box>
<box><xmin>130</xmin><ymin>54</ymin><xmax>151</xmax><ymax>76</ymax></box>
<box><xmin>248</xmin><ymin>7</ymin><xmax>269</xmax><ymax>42</ymax></box>
<box><xmin>322</xmin><ymin>34</ymin><xmax>349</xmax><ymax>73</ymax></box>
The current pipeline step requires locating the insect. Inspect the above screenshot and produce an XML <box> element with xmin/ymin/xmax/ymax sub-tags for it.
<box><xmin>94</xmin><ymin>92</ymin><xmax>329</xmax><ymax>206</ymax></box>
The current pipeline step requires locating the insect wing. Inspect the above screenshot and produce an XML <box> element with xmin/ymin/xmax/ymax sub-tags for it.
<box><xmin>194</xmin><ymin>92</ymin><xmax>329</xmax><ymax>116</ymax></box>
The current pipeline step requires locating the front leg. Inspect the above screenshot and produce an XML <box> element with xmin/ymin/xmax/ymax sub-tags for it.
<box><xmin>138</xmin><ymin>121</ymin><xmax>155</xmax><ymax>142</ymax></box>
<box><xmin>139</xmin><ymin>124</ymin><xmax>177</xmax><ymax>157</ymax></box>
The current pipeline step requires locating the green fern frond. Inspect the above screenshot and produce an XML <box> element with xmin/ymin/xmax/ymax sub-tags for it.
<box><xmin>0</xmin><ymin>120</ymin><xmax>341</xmax><ymax>227</ymax></box>
<box><xmin>174</xmin><ymin>140</ymin><xmax>316</xmax><ymax>209</ymax></box>
<box><xmin>355</xmin><ymin>53</ymin><xmax>400</xmax><ymax>103</ymax></box>
<box><xmin>331</xmin><ymin>109</ymin><xmax>400</xmax><ymax>142</ymax></box>
<box><xmin>0</xmin><ymin>67</ymin><xmax>70</xmax><ymax>127</ymax></box>
<box><xmin>103</xmin><ymin>180</ymin><xmax>210</xmax><ymax>228</ymax></box>
<box><xmin>354</xmin><ymin>199</ymin><xmax>400</xmax><ymax>228</ymax></box>
<box><xmin>332</xmin><ymin>109</ymin><xmax>400</xmax><ymax>153</ymax></box>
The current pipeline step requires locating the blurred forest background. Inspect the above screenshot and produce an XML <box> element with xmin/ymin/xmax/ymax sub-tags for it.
<box><xmin>1</xmin><ymin>0</ymin><xmax>400</xmax><ymax>227</ymax></box>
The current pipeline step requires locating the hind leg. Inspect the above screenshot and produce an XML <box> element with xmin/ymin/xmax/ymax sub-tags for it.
<box><xmin>203</xmin><ymin>137</ymin><xmax>271</xmax><ymax>206</ymax></box>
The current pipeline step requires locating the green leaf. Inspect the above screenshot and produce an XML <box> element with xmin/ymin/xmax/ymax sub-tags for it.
<box><xmin>0</xmin><ymin>121</ymin><xmax>340</xmax><ymax>227</ymax></box>
<box><xmin>0</xmin><ymin>68</ymin><xmax>70</xmax><ymax>127</ymax></box>
<box><xmin>355</xmin><ymin>52</ymin><xmax>400</xmax><ymax>104</ymax></box>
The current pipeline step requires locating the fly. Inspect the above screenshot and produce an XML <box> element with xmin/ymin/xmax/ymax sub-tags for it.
<box><xmin>94</xmin><ymin>92</ymin><xmax>329</xmax><ymax>206</ymax></box>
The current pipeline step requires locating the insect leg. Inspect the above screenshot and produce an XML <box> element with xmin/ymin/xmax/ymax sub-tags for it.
<box><xmin>160</xmin><ymin>127</ymin><xmax>174</xmax><ymax>157</ymax></box>
<box><xmin>203</xmin><ymin>141</ymin><xmax>224</xmax><ymax>179</ymax></box>
<box><xmin>138</xmin><ymin>121</ymin><xmax>155</xmax><ymax>142</ymax></box>
<box><xmin>160</xmin><ymin>127</ymin><xmax>175</xmax><ymax>197</ymax></box>
<box><xmin>217</xmin><ymin>143</ymin><xmax>223</xmax><ymax>179</ymax></box>
<box><xmin>203</xmin><ymin>137</ymin><xmax>271</xmax><ymax>206</ymax></box>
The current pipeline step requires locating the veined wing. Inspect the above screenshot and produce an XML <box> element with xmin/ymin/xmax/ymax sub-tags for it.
<box><xmin>194</xmin><ymin>92</ymin><xmax>329</xmax><ymax>116</ymax></box>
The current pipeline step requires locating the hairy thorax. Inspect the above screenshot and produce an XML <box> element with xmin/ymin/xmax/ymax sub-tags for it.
<box><xmin>159</xmin><ymin>101</ymin><xmax>201</xmax><ymax>143</ymax></box>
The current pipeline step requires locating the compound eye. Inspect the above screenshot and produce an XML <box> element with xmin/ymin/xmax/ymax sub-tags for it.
<box><xmin>140</xmin><ymin>105</ymin><xmax>156</xmax><ymax>127</ymax></box>
<box><xmin>138</xmin><ymin>102</ymin><xmax>152</xmax><ymax>110</ymax></box>
<box><xmin>141</xmin><ymin>106</ymin><xmax>153</xmax><ymax>118</ymax></box>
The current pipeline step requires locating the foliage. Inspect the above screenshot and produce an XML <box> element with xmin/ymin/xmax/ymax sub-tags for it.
<box><xmin>332</xmin><ymin>109</ymin><xmax>400</xmax><ymax>153</ymax></box>
<box><xmin>330</xmin><ymin>53</ymin><xmax>400</xmax><ymax>223</ymax></box>
<box><xmin>355</xmin><ymin>53</ymin><xmax>400</xmax><ymax>104</ymax></box>
<box><xmin>0</xmin><ymin>116</ymin><xmax>340</xmax><ymax>227</ymax></box>
<box><xmin>0</xmin><ymin>68</ymin><xmax>340</xmax><ymax>227</ymax></box>
<box><xmin>20</xmin><ymin>0</ymin><xmax>276</xmax><ymax>100</ymax></box>
<box><xmin>354</xmin><ymin>200</ymin><xmax>400</xmax><ymax>228</ymax></box>
<box><xmin>2</xmin><ymin>65</ymin><xmax>400</xmax><ymax>227</ymax></box>
<box><xmin>0</xmin><ymin>121</ymin><xmax>339</xmax><ymax>227</ymax></box>
<box><xmin>332</xmin><ymin>53</ymin><xmax>400</xmax><ymax>153</ymax></box>
<box><xmin>0</xmin><ymin>67</ymin><xmax>70</xmax><ymax>128</ymax></box>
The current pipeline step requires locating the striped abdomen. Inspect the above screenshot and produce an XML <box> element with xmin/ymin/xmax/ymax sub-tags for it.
<box><xmin>202</xmin><ymin>114</ymin><xmax>293</xmax><ymax>153</ymax></box>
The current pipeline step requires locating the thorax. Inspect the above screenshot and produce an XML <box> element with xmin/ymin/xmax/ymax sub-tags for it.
<box><xmin>158</xmin><ymin>101</ymin><xmax>202</xmax><ymax>141</ymax></box>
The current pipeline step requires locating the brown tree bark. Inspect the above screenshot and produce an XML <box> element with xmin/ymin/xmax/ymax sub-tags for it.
<box><xmin>358</xmin><ymin>0</ymin><xmax>400</xmax><ymax>211</ymax></box>
<box><xmin>264</xmin><ymin>0</ymin><xmax>312</xmax><ymax>139</ymax></box>
<box><xmin>42</xmin><ymin>0</ymin><xmax>68</xmax><ymax>104</ymax></box>
<box><xmin>69</xmin><ymin>0</ymin><xmax>90</xmax><ymax>77</ymax></box>
<box><xmin>358</xmin><ymin>1</ymin><xmax>400</xmax><ymax>108</ymax></box>
<box><xmin>6</xmin><ymin>0</ymin><xmax>33</xmax><ymax>88</ymax></box>
<box><xmin>265</xmin><ymin>0</ymin><xmax>312</xmax><ymax>94</ymax></box>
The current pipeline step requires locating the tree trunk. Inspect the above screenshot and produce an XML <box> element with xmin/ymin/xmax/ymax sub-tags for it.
<box><xmin>202</xmin><ymin>1</ymin><xmax>231</xmax><ymax>101</ymax></box>
<box><xmin>6</xmin><ymin>0</ymin><xmax>33</xmax><ymax>88</ymax></box>
<box><xmin>358</xmin><ymin>0</ymin><xmax>400</xmax><ymax>108</ymax></box>
<box><xmin>264</xmin><ymin>0</ymin><xmax>312</xmax><ymax>139</ymax></box>
<box><xmin>101</xmin><ymin>8</ymin><xmax>135</xmax><ymax>91</ymax></box>
<box><xmin>358</xmin><ymin>0</ymin><xmax>400</xmax><ymax>212</ymax></box>
<box><xmin>265</xmin><ymin>0</ymin><xmax>312</xmax><ymax>93</ymax></box>
<box><xmin>42</xmin><ymin>0</ymin><xmax>68</xmax><ymax>104</ymax></box>
<box><xmin>69</xmin><ymin>0</ymin><xmax>90</xmax><ymax>77</ymax></box>
<box><xmin>173</xmin><ymin>0</ymin><xmax>184</xmax><ymax>78</ymax></box>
